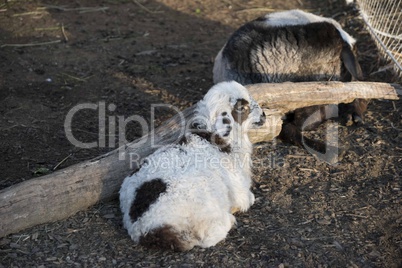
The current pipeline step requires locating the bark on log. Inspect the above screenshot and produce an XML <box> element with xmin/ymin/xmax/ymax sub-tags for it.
<box><xmin>248</xmin><ymin>81</ymin><xmax>400</xmax><ymax>142</ymax></box>
<box><xmin>0</xmin><ymin>81</ymin><xmax>399</xmax><ymax>238</ymax></box>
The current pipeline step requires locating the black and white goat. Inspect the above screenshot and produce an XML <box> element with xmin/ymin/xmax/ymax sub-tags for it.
<box><xmin>119</xmin><ymin>81</ymin><xmax>266</xmax><ymax>251</ymax></box>
<box><xmin>213</xmin><ymin>9</ymin><xmax>368</xmax><ymax>154</ymax></box>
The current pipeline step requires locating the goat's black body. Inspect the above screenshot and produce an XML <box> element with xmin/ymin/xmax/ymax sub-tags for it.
<box><xmin>221</xmin><ymin>22</ymin><xmax>346</xmax><ymax>84</ymax></box>
<box><xmin>214</xmin><ymin>14</ymin><xmax>367</xmax><ymax>159</ymax></box>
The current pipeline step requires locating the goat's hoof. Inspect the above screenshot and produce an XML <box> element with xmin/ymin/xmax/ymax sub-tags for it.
<box><xmin>345</xmin><ymin>114</ymin><xmax>354</xmax><ymax>126</ymax></box>
<box><xmin>353</xmin><ymin>114</ymin><xmax>364</xmax><ymax>125</ymax></box>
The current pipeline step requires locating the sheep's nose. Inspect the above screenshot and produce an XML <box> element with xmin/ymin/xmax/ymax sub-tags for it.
<box><xmin>260</xmin><ymin>112</ymin><xmax>266</xmax><ymax>123</ymax></box>
<box><xmin>256</xmin><ymin>112</ymin><xmax>266</xmax><ymax>126</ymax></box>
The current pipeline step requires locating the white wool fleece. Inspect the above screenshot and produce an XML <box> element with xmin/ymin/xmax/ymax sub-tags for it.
<box><xmin>120</xmin><ymin>81</ymin><xmax>265</xmax><ymax>251</ymax></box>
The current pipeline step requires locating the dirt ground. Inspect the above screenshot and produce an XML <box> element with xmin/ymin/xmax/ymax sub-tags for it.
<box><xmin>0</xmin><ymin>0</ymin><xmax>401</xmax><ymax>267</ymax></box>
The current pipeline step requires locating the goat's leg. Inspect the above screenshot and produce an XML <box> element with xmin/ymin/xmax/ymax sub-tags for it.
<box><xmin>339</xmin><ymin>99</ymin><xmax>369</xmax><ymax>126</ymax></box>
<box><xmin>279</xmin><ymin>106</ymin><xmax>328</xmax><ymax>153</ymax></box>
<box><xmin>278</xmin><ymin>122</ymin><xmax>340</xmax><ymax>164</ymax></box>
<box><xmin>278</xmin><ymin>122</ymin><xmax>326</xmax><ymax>153</ymax></box>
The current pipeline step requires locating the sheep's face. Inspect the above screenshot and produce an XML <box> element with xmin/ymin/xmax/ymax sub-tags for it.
<box><xmin>195</xmin><ymin>81</ymin><xmax>265</xmax><ymax>141</ymax></box>
<box><xmin>230</xmin><ymin>97</ymin><xmax>266</xmax><ymax>129</ymax></box>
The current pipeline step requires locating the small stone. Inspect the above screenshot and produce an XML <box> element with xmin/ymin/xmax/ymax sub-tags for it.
<box><xmin>9</xmin><ymin>243</ymin><xmax>21</xmax><ymax>249</ymax></box>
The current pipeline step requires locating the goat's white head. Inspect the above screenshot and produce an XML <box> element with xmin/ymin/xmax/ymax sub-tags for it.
<box><xmin>193</xmin><ymin>81</ymin><xmax>265</xmax><ymax>145</ymax></box>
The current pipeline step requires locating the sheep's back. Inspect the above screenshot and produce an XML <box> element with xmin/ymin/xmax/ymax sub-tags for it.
<box><xmin>217</xmin><ymin>21</ymin><xmax>345</xmax><ymax>84</ymax></box>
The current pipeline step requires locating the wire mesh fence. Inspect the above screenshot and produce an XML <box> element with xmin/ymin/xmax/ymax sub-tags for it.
<box><xmin>355</xmin><ymin>0</ymin><xmax>402</xmax><ymax>78</ymax></box>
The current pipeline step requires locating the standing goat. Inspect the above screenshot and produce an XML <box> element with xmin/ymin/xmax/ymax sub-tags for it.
<box><xmin>213</xmin><ymin>9</ymin><xmax>368</xmax><ymax>155</ymax></box>
<box><xmin>120</xmin><ymin>81</ymin><xmax>266</xmax><ymax>251</ymax></box>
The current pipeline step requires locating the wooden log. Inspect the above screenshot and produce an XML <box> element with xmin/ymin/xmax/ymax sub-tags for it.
<box><xmin>248</xmin><ymin>81</ymin><xmax>401</xmax><ymax>111</ymax></box>
<box><xmin>248</xmin><ymin>81</ymin><xmax>400</xmax><ymax>142</ymax></box>
<box><xmin>0</xmin><ymin>81</ymin><xmax>399</xmax><ymax>238</ymax></box>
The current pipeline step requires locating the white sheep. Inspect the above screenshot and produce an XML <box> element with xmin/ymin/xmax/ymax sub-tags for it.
<box><xmin>119</xmin><ymin>81</ymin><xmax>266</xmax><ymax>251</ymax></box>
<box><xmin>213</xmin><ymin>9</ymin><xmax>367</xmax><ymax>155</ymax></box>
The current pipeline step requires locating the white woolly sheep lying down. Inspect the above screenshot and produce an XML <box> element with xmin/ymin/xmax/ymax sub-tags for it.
<box><xmin>213</xmin><ymin>9</ymin><xmax>368</xmax><ymax>154</ymax></box>
<box><xmin>120</xmin><ymin>81</ymin><xmax>266</xmax><ymax>251</ymax></box>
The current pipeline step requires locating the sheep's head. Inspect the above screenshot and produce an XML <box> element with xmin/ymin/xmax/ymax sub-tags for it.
<box><xmin>192</xmin><ymin>81</ymin><xmax>265</xmax><ymax>149</ymax></box>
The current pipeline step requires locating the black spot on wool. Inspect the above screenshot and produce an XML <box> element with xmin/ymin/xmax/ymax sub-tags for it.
<box><xmin>129</xmin><ymin>178</ymin><xmax>167</xmax><ymax>222</ymax></box>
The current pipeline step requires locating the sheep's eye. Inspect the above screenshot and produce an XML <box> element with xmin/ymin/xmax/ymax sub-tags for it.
<box><xmin>236</xmin><ymin>105</ymin><xmax>249</xmax><ymax>113</ymax></box>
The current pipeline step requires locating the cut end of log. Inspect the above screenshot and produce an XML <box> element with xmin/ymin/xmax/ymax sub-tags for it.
<box><xmin>248</xmin><ymin>109</ymin><xmax>283</xmax><ymax>143</ymax></box>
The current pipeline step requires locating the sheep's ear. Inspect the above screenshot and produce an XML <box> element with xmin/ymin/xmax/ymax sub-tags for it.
<box><xmin>214</xmin><ymin>112</ymin><xmax>233</xmax><ymax>138</ymax></box>
<box><xmin>341</xmin><ymin>44</ymin><xmax>363</xmax><ymax>80</ymax></box>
